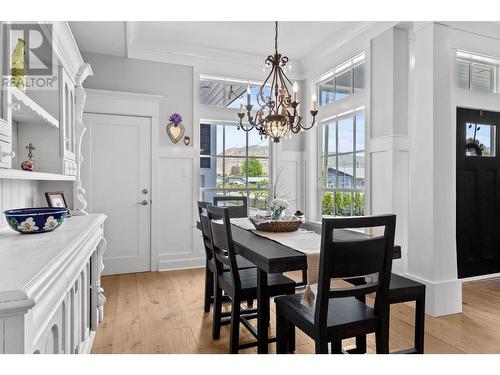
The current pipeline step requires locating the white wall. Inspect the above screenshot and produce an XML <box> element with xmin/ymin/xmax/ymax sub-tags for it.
<box><xmin>81</xmin><ymin>53</ymin><xmax>201</xmax><ymax>271</ymax></box>
<box><xmin>82</xmin><ymin>52</ymin><xmax>193</xmax><ymax>147</ymax></box>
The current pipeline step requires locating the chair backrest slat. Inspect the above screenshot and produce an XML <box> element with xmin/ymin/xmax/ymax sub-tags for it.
<box><xmin>213</xmin><ymin>196</ymin><xmax>248</xmax><ymax>218</ymax></box>
<box><xmin>207</xmin><ymin>204</ymin><xmax>241</xmax><ymax>289</ymax></box>
<box><xmin>197</xmin><ymin>201</ymin><xmax>213</xmax><ymax>262</ymax></box>
<box><xmin>329</xmin><ymin>237</ymin><xmax>387</xmax><ymax>278</ymax></box>
<box><xmin>314</xmin><ymin>214</ymin><xmax>396</xmax><ymax>327</ymax></box>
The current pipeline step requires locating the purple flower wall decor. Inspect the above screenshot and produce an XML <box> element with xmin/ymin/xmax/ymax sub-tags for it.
<box><xmin>167</xmin><ymin>113</ymin><xmax>185</xmax><ymax>144</ymax></box>
<box><xmin>169</xmin><ymin>113</ymin><xmax>183</xmax><ymax>126</ymax></box>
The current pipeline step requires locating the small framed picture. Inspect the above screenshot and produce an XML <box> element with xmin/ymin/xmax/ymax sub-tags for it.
<box><xmin>45</xmin><ymin>191</ymin><xmax>70</xmax><ymax>214</ymax></box>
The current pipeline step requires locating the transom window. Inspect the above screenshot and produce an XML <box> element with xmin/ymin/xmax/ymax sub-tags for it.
<box><xmin>318</xmin><ymin>53</ymin><xmax>365</xmax><ymax>107</ymax></box>
<box><xmin>456</xmin><ymin>51</ymin><xmax>497</xmax><ymax>93</ymax></box>
<box><xmin>320</xmin><ymin>112</ymin><xmax>365</xmax><ymax>216</ymax></box>
<box><xmin>199</xmin><ymin>76</ymin><xmax>271</xmax><ymax>108</ymax></box>
<box><xmin>199</xmin><ymin>122</ymin><xmax>271</xmax><ymax>212</ymax></box>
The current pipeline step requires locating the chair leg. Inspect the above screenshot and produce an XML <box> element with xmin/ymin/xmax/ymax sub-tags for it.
<box><xmin>301</xmin><ymin>268</ymin><xmax>308</xmax><ymax>285</ymax></box>
<box><xmin>275</xmin><ymin>309</ymin><xmax>288</xmax><ymax>354</ymax></box>
<box><xmin>315</xmin><ymin>340</ymin><xmax>329</xmax><ymax>354</ymax></box>
<box><xmin>375</xmin><ymin>307</ymin><xmax>390</xmax><ymax>354</ymax></box>
<box><xmin>204</xmin><ymin>266</ymin><xmax>213</xmax><ymax>313</ymax></box>
<box><xmin>415</xmin><ymin>296</ymin><xmax>425</xmax><ymax>354</ymax></box>
<box><xmin>354</xmin><ymin>335</ymin><xmax>367</xmax><ymax>354</ymax></box>
<box><xmin>229</xmin><ymin>299</ymin><xmax>241</xmax><ymax>354</ymax></box>
<box><xmin>352</xmin><ymin>295</ymin><xmax>367</xmax><ymax>353</ymax></box>
<box><xmin>212</xmin><ymin>282</ymin><xmax>222</xmax><ymax>340</ymax></box>
<box><xmin>330</xmin><ymin>339</ymin><xmax>342</xmax><ymax>354</ymax></box>
<box><xmin>287</xmin><ymin>322</ymin><xmax>296</xmax><ymax>353</ymax></box>
<box><xmin>246</xmin><ymin>299</ymin><xmax>254</xmax><ymax>308</ymax></box>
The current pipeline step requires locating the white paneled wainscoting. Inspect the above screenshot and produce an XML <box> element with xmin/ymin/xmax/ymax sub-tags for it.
<box><xmin>157</xmin><ymin>146</ymin><xmax>203</xmax><ymax>271</ymax></box>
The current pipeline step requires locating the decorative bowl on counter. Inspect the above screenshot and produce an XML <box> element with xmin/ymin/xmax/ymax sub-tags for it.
<box><xmin>249</xmin><ymin>214</ymin><xmax>302</xmax><ymax>233</ymax></box>
<box><xmin>4</xmin><ymin>207</ymin><xmax>68</xmax><ymax>234</ymax></box>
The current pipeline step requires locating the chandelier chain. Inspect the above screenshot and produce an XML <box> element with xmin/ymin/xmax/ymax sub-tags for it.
<box><xmin>275</xmin><ymin>21</ymin><xmax>278</xmax><ymax>55</ymax></box>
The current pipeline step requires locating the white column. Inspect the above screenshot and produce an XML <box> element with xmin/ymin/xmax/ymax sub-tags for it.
<box><xmin>407</xmin><ymin>22</ymin><xmax>461</xmax><ymax>317</ymax></box>
<box><xmin>369</xmin><ymin>26</ymin><xmax>410</xmax><ymax>275</ymax></box>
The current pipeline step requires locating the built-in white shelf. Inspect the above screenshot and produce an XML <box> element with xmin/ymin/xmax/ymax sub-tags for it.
<box><xmin>0</xmin><ymin>168</ymin><xmax>75</xmax><ymax>181</ymax></box>
<box><xmin>10</xmin><ymin>87</ymin><xmax>59</xmax><ymax>128</ymax></box>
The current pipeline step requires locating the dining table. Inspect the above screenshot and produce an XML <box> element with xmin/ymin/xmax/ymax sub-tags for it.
<box><xmin>196</xmin><ymin>219</ymin><xmax>401</xmax><ymax>354</ymax></box>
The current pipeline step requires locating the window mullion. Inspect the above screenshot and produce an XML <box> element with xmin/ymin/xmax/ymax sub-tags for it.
<box><xmin>469</xmin><ymin>62</ymin><xmax>472</xmax><ymax>90</ymax></box>
<box><xmin>246</xmin><ymin>131</ymin><xmax>249</xmax><ymax>199</ymax></box>
<box><xmin>352</xmin><ymin>115</ymin><xmax>356</xmax><ymax>215</ymax></box>
<box><xmin>335</xmin><ymin>120</ymin><xmax>339</xmax><ymax>215</ymax></box>
<box><xmin>222</xmin><ymin>124</ymin><xmax>226</xmax><ymax>191</ymax></box>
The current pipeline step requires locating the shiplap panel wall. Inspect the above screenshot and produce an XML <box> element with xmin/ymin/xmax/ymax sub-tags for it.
<box><xmin>0</xmin><ymin>179</ymin><xmax>41</xmax><ymax>227</ymax></box>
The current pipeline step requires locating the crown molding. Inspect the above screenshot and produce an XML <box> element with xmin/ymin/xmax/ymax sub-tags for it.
<box><xmin>42</xmin><ymin>22</ymin><xmax>85</xmax><ymax>81</ymax></box>
<box><xmin>301</xmin><ymin>21</ymin><xmax>396</xmax><ymax>74</ymax></box>
<box><xmin>124</xmin><ymin>21</ymin><xmax>303</xmax><ymax>79</ymax></box>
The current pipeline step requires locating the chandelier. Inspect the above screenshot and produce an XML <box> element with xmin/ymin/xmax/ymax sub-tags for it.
<box><xmin>237</xmin><ymin>21</ymin><xmax>318</xmax><ymax>143</ymax></box>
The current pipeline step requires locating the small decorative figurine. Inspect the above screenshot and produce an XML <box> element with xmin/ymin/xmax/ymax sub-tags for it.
<box><xmin>183</xmin><ymin>136</ymin><xmax>191</xmax><ymax>146</ymax></box>
<box><xmin>166</xmin><ymin>113</ymin><xmax>185</xmax><ymax>144</ymax></box>
<box><xmin>301</xmin><ymin>285</ymin><xmax>315</xmax><ymax>308</ymax></box>
<box><xmin>21</xmin><ymin>143</ymin><xmax>38</xmax><ymax>171</ymax></box>
<box><xmin>11</xmin><ymin>39</ymin><xmax>26</xmax><ymax>91</ymax></box>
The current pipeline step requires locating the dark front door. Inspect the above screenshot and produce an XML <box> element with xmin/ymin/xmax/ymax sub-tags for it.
<box><xmin>457</xmin><ymin>107</ymin><xmax>500</xmax><ymax>278</ymax></box>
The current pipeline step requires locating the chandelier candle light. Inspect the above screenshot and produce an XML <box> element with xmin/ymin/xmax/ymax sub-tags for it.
<box><xmin>237</xmin><ymin>21</ymin><xmax>318</xmax><ymax>143</ymax></box>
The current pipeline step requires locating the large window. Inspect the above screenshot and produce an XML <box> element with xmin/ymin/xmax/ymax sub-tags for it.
<box><xmin>320</xmin><ymin>112</ymin><xmax>365</xmax><ymax>216</ymax></box>
<box><xmin>199</xmin><ymin>122</ymin><xmax>271</xmax><ymax>212</ymax></box>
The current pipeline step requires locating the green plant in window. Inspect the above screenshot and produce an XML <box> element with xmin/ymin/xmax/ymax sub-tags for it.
<box><xmin>322</xmin><ymin>193</ymin><xmax>334</xmax><ymax>216</ymax></box>
<box><xmin>334</xmin><ymin>192</ymin><xmax>351</xmax><ymax>216</ymax></box>
<box><xmin>353</xmin><ymin>192</ymin><xmax>365</xmax><ymax>216</ymax></box>
<box><xmin>241</xmin><ymin>158</ymin><xmax>264</xmax><ymax>177</ymax></box>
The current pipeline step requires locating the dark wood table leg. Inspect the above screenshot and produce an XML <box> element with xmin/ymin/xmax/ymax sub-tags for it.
<box><xmin>257</xmin><ymin>268</ymin><xmax>269</xmax><ymax>354</ymax></box>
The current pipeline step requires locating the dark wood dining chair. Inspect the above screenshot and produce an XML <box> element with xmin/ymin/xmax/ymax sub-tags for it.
<box><xmin>337</xmin><ymin>273</ymin><xmax>426</xmax><ymax>354</ymax></box>
<box><xmin>213</xmin><ymin>196</ymin><xmax>248</xmax><ymax>218</ymax></box>
<box><xmin>207</xmin><ymin>204</ymin><xmax>297</xmax><ymax>353</ymax></box>
<box><xmin>197</xmin><ymin>201</ymin><xmax>255</xmax><ymax>313</ymax></box>
<box><xmin>274</xmin><ymin>214</ymin><xmax>396</xmax><ymax>354</ymax></box>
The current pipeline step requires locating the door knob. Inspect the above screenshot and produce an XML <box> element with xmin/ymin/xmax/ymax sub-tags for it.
<box><xmin>137</xmin><ymin>200</ymin><xmax>148</xmax><ymax>206</ymax></box>
<box><xmin>142</xmin><ymin>188</ymin><xmax>148</xmax><ymax>194</ymax></box>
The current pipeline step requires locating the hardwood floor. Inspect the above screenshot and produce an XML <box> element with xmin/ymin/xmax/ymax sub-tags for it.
<box><xmin>92</xmin><ymin>268</ymin><xmax>500</xmax><ymax>354</ymax></box>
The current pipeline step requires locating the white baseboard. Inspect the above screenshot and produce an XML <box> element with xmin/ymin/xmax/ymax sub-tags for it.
<box><xmin>459</xmin><ymin>272</ymin><xmax>500</xmax><ymax>283</ymax></box>
<box><xmin>402</xmin><ymin>273</ymin><xmax>462</xmax><ymax>317</ymax></box>
<box><xmin>81</xmin><ymin>331</ymin><xmax>96</xmax><ymax>354</ymax></box>
<box><xmin>158</xmin><ymin>256</ymin><xmax>205</xmax><ymax>271</ymax></box>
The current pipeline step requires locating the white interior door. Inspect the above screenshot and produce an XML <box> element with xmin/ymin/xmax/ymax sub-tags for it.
<box><xmin>83</xmin><ymin>113</ymin><xmax>151</xmax><ymax>275</ymax></box>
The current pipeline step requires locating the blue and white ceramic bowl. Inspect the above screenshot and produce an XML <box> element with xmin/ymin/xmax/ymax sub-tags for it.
<box><xmin>4</xmin><ymin>207</ymin><xmax>68</xmax><ymax>234</ymax></box>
